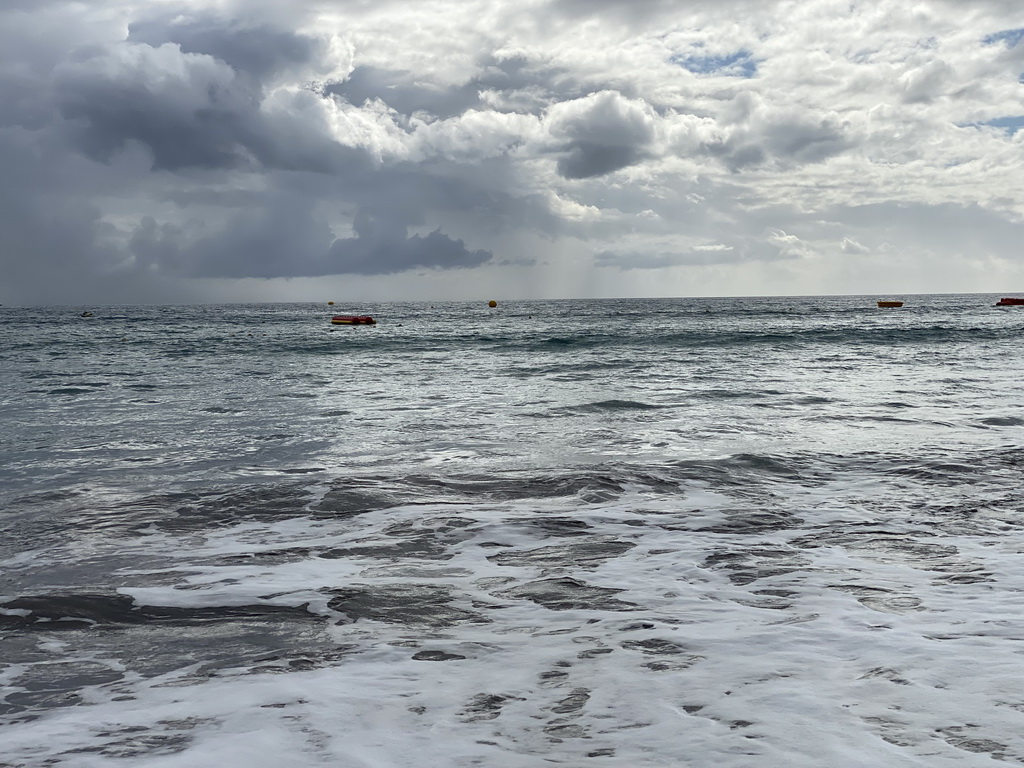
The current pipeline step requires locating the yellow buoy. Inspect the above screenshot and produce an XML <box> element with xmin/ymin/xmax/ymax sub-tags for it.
<box><xmin>327</xmin><ymin>301</ymin><xmax>335</xmax><ymax>305</ymax></box>
<box><xmin>488</xmin><ymin>300</ymin><xmax>497</xmax><ymax>308</ymax></box>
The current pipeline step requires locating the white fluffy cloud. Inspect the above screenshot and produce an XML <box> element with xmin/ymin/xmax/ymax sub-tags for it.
<box><xmin>1</xmin><ymin>0</ymin><xmax>1023</xmax><ymax>303</ymax></box>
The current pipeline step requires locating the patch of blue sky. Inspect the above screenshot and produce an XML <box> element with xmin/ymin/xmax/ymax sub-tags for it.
<box><xmin>983</xmin><ymin>28</ymin><xmax>1024</xmax><ymax>47</ymax></box>
<box><xmin>961</xmin><ymin>116</ymin><xmax>1024</xmax><ymax>135</ymax></box>
<box><xmin>672</xmin><ymin>50</ymin><xmax>757</xmax><ymax>78</ymax></box>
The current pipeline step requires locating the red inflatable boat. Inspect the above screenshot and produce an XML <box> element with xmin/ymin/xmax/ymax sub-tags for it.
<box><xmin>331</xmin><ymin>315</ymin><xmax>376</xmax><ymax>325</ymax></box>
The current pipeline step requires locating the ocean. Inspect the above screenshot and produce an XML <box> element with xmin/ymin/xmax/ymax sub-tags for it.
<box><xmin>2</xmin><ymin>295</ymin><xmax>1023</xmax><ymax>767</ymax></box>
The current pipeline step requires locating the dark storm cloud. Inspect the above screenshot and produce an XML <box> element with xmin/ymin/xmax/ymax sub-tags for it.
<box><xmin>0</xmin><ymin>1</ymin><xmax>502</xmax><ymax>299</ymax></box>
<box><xmin>56</xmin><ymin>52</ymin><xmax>262</xmax><ymax>171</ymax></box>
<box><xmin>703</xmin><ymin>112</ymin><xmax>848</xmax><ymax>171</ymax></box>
<box><xmin>330</xmin><ymin>63</ymin><xmax>504</xmax><ymax>119</ymax></box>
<box><xmin>0</xmin><ymin>129</ymin><xmax>153</xmax><ymax>302</ymax></box>
<box><xmin>128</xmin><ymin>192</ymin><xmax>492</xmax><ymax>279</ymax></box>
<box><xmin>548</xmin><ymin>91</ymin><xmax>656</xmax><ymax>178</ymax></box>
<box><xmin>760</xmin><ymin>115</ymin><xmax>849</xmax><ymax>164</ymax></box>
<box><xmin>703</xmin><ymin>142</ymin><xmax>766</xmax><ymax>172</ymax></box>
<box><xmin>127</xmin><ymin>17</ymin><xmax>320</xmax><ymax>80</ymax></box>
<box><xmin>557</xmin><ymin>143</ymin><xmax>648</xmax><ymax>179</ymax></box>
<box><xmin>51</xmin><ymin>40</ymin><xmax>353</xmax><ymax>173</ymax></box>
<box><xmin>1</xmin><ymin>7</ymin><xmax>679</xmax><ymax>297</ymax></box>
<box><xmin>327</xmin><ymin>54</ymin><xmax>578</xmax><ymax>119</ymax></box>
<box><xmin>49</xmin><ymin>14</ymin><xmax>363</xmax><ymax>174</ymax></box>
<box><xmin>128</xmin><ymin>195</ymin><xmax>334</xmax><ymax>279</ymax></box>
<box><xmin>327</xmin><ymin>209</ymin><xmax>492</xmax><ymax>275</ymax></box>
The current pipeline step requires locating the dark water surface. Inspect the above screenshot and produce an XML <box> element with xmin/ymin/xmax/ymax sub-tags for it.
<box><xmin>2</xmin><ymin>295</ymin><xmax>1024</xmax><ymax>767</ymax></box>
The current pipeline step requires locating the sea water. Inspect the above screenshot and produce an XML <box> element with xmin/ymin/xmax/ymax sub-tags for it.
<box><xmin>1</xmin><ymin>295</ymin><xmax>1023</xmax><ymax>767</ymax></box>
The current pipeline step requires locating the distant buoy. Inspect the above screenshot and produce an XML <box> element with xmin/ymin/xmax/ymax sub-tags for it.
<box><xmin>327</xmin><ymin>301</ymin><xmax>335</xmax><ymax>305</ymax></box>
<box><xmin>488</xmin><ymin>300</ymin><xmax>497</xmax><ymax>308</ymax></box>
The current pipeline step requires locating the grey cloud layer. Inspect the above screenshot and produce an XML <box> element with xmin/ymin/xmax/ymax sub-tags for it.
<box><xmin>1</xmin><ymin>0</ymin><xmax>1023</xmax><ymax>302</ymax></box>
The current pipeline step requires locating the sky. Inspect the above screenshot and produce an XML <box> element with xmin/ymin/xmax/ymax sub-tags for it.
<box><xmin>1</xmin><ymin>0</ymin><xmax>1023</xmax><ymax>304</ymax></box>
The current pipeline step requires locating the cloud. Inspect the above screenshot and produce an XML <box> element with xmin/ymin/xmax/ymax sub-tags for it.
<box><xmin>327</xmin><ymin>209</ymin><xmax>492</xmax><ymax>275</ymax></box>
<box><xmin>127</xmin><ymin>193</ymin><xmax>492</xmax><ymax>279</ymax></box>
<box><xmin>595</xmin><ymin>247</ymin><xmax>740</xmax><ymax>269</ymax></box>
<box><xmin>545</xmin><ymin>90</ymin><xmax>657</xmax><ymax>178</ymax></box>
<box><xmin>55</xmin><ymin>43</ymin><xmax>262</xmax><ymax>171</ymax></box>
<box><xmin>700</xmin><ymin>91</ymin><xmax>851</xmax><ymax>170</ymax></box>
<box><xmin>327</xmin><ymin>53</ymin><xmax>558</xmax><ymax>120</ymax></box>
<box><xmin>900</xmin><ymin>59</ymin><xmax>954</xmax><ymax>103</ymax></box>
<box><xmin>2</xmin><ymin>0</ymin><xmax>1024</xmax><ymax>303</ymax></box>
<box><xmin>595</xmin><ymin>226</ymin><xmax>813</xmax><ymax>271</ymax></box>
<box><xmin>126</xmin><ymin>17</ymin><xmax>326</xmax><ymax>82</ymax></box>
<box><xmin>841</xmin><ymin>237</ymin><xmax>870</xmax><ymax>254</ymax></box>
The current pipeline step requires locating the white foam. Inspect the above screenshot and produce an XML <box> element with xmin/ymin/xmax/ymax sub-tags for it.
<box><xmin>5</xmin><ymin>476</ymin><xmax>1024</xmax><ymax>766</ymax></box>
